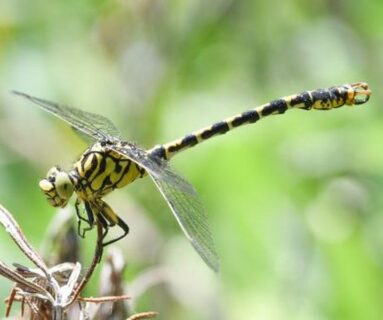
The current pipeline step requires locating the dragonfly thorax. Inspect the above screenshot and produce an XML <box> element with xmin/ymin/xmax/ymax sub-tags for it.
<box><xmin>39</xmin><ymin>166</ymin><xmax>74</xmax><ymax>208</ymax></box>
<box><xmin>68</xmin><ymin>142</ymin><xmax>145</xmax><ymax>201</ymax></box>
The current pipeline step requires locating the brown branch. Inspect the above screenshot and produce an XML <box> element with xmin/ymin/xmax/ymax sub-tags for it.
<box><xmin>78</xmin><ymin>294</ymin><xmax>130</xmax><ymax>303</ymax></box>
<box><xmin>4</xmin><ymin>286</ymin><xmax>17</xmax><ymax>317</ymax></box>
<box><xmin>127</xmin><ymin>311</ymin><xmax>159</xmax><ymax>320</ymax></box>
<box><xmin>65</xmin><ymin>221</ymin><xmax>104</xmax><ymax>307</ymax></box>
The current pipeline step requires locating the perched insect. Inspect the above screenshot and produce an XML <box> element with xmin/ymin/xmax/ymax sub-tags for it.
<box><xmin>13</xmin><ymin>82</ymin><xmax>371</xmax><ymax>272</ymax></box>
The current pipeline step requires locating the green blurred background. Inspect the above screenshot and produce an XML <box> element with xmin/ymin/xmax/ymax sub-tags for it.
<box><xmin>0</xmin><ymin>0</ymin><xmax>383</xmax><ymax>319</ymax></box>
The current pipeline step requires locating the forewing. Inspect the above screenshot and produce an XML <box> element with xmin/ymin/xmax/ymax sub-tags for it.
<box><xmin>71</xmin><ymin>127</ymin><xmax>97</xmax><ymax>144</ymax></box>
<box><xmin>13</xmin><ymin>91</ymin><xmax>121</xmax><ymax>141</ymax></box>
<box><xmin>112</xmin><ymin>145</ymin><xmax>219</xmax><ymax>272</ymax></box>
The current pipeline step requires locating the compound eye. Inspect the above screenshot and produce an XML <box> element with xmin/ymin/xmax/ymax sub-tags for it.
<box><xmin>55</xmin><ymin>172</ymin><xmax>74</xmax><ymax>200</ymax></box>
<box><xmin>39</xmin><ymin>179</ymin><xmax>55</xmax><ymax>193</ymax></box>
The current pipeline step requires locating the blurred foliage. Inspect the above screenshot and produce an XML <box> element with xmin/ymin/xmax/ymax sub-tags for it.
<box><xmin>0</xmin><ymin>0</ymin><xmax>383</xmax><ymax>319</ymax></box>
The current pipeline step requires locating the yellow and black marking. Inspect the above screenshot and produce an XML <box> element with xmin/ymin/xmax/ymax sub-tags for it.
<box><xmin>71</xmin><ymin>141</ymin><xmax>145</xmax><ymax>200</ymax></box>
<box><xmin>13</xmin><ymin>82</ymin><xmax>371</xmax><ymax>270</ymax></box>
<box><xmin>68</xmin><ymin>142</ymin><xmax>147</xmax><ymax>246</ymax></box>
<box><xmin>75</xmin><ymin>198</ymin><xmax>130</xmax><ymax>246</ymax></box>
<box><xmin>150</xmin><ymin>82</ymin><xmax>371</xmax><ymax>160</ymax></box>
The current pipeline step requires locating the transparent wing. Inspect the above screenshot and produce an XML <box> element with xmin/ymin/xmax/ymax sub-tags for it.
<box><xmin>71</xmin><ymin>127</ymin><xmax>97</xmax><ymax>145</ymax></box>
<box><xmin>112</xmin><ymin>144</ymin><xmax>219</xmax><ymax>272</ymax></box>
<box><xmin>13</xmin><ymin>90</ymin><xmax>219</xmax><ymax>271</ymax></box>
<box><xmin>12</xmin><ymin>91</ymin><xmax>121</xmax><ymax>141</ymax></box>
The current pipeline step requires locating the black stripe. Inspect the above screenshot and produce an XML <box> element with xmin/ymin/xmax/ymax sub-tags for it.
<box><xmin>181</xmin><ymin>134</ymin><xmax>198</xmax><ymax>147</ymax></box>
<box><xmin>150</xmin><ymin>146</ymin><xmax>166</xmax><ymax>159</ymax></box>
<box><xmin>290</xmin><ymin>95</ymin><xmax>302</xmax><ymax>107</ymax></box>
<box><xmin>114</xmin><ymin>159</ymin><xmax>122</xmax><ymax>173</ymax></box>
<box><xmin>300</xmin><ymin>92</ymin><xmax>313</xmax><ymax>109</ymax></box>
<box><xmin>289</xmin><ymin>92</ymin><xmax>314</xmax><ymax>109</ymax></box>
<box><xmin>311</xmin><ymin>89</ymin><xmax>330</xmax><ymax>104</ymax></box>
<box><xmin>84</xmin><ymin>153</ymin><xmax>98</xmax><ymax>179</ymax></box>
<box><xmin>231</xmin><ymin>110</ymin><xmax>260</xmax><ymax>127</ymax></box>
<box><xmin>98</xmin><ymin>153</ymin><xmax>107</xmax><ymax>174</ymax></box>
<box><xmin>168</xmin><ymin>144</ymin><xmax>181</xmax><ymax>154</ymax></box>
<box><xmin>330</xmin><ymin>87</ymin><xmax>347</xmax><ymax>103</ymax></box>
<box><xmin>113</xmin><ymin>160</ymin><xmax>131</xmax><ymax>188</ymax></box>
<box><xmin>88</xmin><ymin>153</ymin><xmax>106</xmax><ymax>185</ymax></box>
<box><xmin>80</xmin><ymin>154</ymin><xmax>87</xmax><ymax>175</ymax></box>
<box><xmin>100</xmin><ymin>175</ymin><xmax>112</xmax><ymax>191</ymax></box>
<box><xmin>261</xmin><ymin>99</ymin><xmax>288</xmax><ymax>116</ymax></box>
<box><xmin>201</xmin><ymin>121</ymin><xmax>230</xmax><ymax>140</ymax></box>
<box><xmin>164</xmin><ymin>134</ymin><xmax>199</xmax><ymax>156</ymax></box>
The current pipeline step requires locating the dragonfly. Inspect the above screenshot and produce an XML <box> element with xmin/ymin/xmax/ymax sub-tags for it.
<box><xmin>13</xmin><ymin>82</ymin><xmax>371</xmax><ymax>272</ymax></box>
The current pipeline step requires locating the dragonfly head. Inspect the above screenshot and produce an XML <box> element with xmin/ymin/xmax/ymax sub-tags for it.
<box><xmin>39</xmin><ymin>166</ymin><xmax>74</xmax><ymax>208</ymax></box>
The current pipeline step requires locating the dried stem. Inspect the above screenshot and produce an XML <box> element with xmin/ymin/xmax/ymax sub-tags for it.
<box><xmin>5</xmin><ymin>286</ymin><xmax>17</xmax><ymax>317</ymax></box>
<box><xmin>127</xmin><ymin>311</ymin><xmax>159</xmax><ymax>320</ymax></box>
<box><xmin>65</xmin><ymin>221</ymin><xmax>104</xmax><ymax>307</ymax></box>
<box><xmin>78</xmin><ymin>294</ymin><xmax>130</xmax><ymax>303</ymax></box>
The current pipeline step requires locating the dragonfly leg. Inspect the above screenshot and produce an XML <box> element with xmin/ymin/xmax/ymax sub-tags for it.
<box><xmin>75</xmin><ymin>199</ymin><xmax>86</xmax><ymax>238</ymax></box>
<box><xmin>76</xmin><ymin>201</ymin><xmax>95</xmax><ymax>238</ymax></box>
<box><xmin>96</xmin><ymin>200</ymin><xmax>130</xmax><ymax>247</ymax></box>
<box><xmin>101</xmin><ymin>215</ymin><xmax>129</xmax><ymax>247</ymax></box>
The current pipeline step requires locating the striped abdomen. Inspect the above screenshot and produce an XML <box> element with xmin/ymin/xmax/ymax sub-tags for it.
<box><xmin>150</xmin><ymin>82</ymin><xmax>371</xmax><ymax>160</ymax></box>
